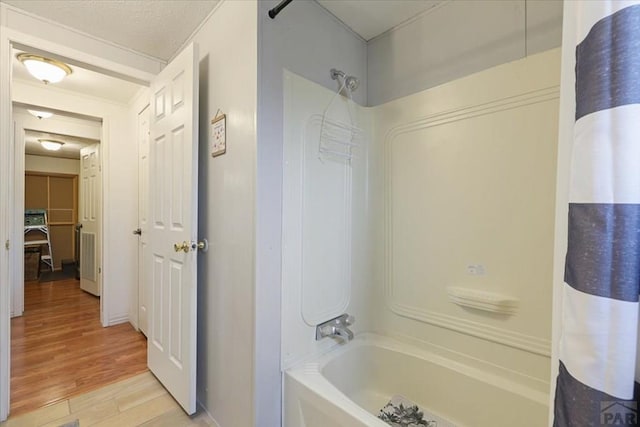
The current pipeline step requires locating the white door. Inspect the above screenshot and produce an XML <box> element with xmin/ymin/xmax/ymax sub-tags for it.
<box><xmin>137</xmin><ymin>105</ymin><xmax>150</xmax><ymax>335</ymax></box>
<box><xmin>147</xmin><ymin>43</ymin><xmax>199</xmax><ymax>415</ymax></box>
<box><xmin>79</xmin><ymin>143</ymin><xmax>101</xmax><ymax>296</ymax></box>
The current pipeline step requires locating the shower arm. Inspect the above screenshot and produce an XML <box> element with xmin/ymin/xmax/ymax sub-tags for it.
<box><xmin>331</xmin><ymin>68</ymin><xmax>359</xmax><ymax>93</ymax></box>
<box><xmin>330</xmin><ymin>69</ymin><xmax>346</xmax><ymax>81</ymax></box>
<box><xmin>268</xmin><ymin>0</ymin><xmax>293</xmax><ymax>19</ymax></box>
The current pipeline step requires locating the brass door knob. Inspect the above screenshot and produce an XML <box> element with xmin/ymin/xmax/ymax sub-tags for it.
<box><xmin>173</xmin><ymin>241</ymin><xmax>190</xmax><ymax>253</ymax></box>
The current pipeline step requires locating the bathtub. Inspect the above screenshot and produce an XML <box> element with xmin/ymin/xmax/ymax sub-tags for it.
<box><xmin>284</xmin><ymin>334</ymin><xmax>548</xmax><ymax>427</ymax></box>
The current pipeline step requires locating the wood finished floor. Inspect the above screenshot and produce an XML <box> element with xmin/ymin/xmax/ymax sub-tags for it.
<box><xmin>1</xmin><ymin>372</ymin><xmax>217</xmax><ymax>427</ymax></box>
<box><xmin>10</xmin><ymin>279</ymin><xmax>148</xmax><ymax>417</ymax></box>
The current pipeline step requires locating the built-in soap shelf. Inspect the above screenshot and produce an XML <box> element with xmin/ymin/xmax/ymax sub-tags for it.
<box><xmin>446</xmin><ymin>287</ymin><xmax>518</xmax><ymax>315</ymax></box>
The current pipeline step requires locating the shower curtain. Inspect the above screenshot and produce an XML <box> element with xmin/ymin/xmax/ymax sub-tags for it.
<box><xmin>554</xmin><ymin>1</ymin><xmax>640</xmax><ymax>426</ymax></box>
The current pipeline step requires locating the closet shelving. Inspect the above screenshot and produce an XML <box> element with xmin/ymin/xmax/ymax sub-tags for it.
<box><xmin>24</xmin><ymin>172</ymin><xmax>78</xmax><ymax>272</ymax></box>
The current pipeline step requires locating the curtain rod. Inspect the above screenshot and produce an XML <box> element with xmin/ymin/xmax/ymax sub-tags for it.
<box><xmin>268</xmin><ymin>0</ymin><xmax>293</xmax><ymax>19</ymax></box>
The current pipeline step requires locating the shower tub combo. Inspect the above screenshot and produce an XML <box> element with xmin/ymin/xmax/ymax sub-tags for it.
<box><xmin>282</xmin><ymin>55</ymin><xmax>554</xmax><ymax>426</ymax></box>
<box><xmin>284</xmin><ymin>334</ymin><xmax>548</xmax><ymax>427</ymax></box>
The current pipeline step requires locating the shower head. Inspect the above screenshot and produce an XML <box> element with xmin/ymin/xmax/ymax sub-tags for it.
<box><xmin>345</xmin><ymin>75</ymin><xmax>359</xmax><ymax>92</ymax></box>
<box><xmin>330</xmin><ymin>68</ymin><xmax>359</xmax><ymax>93</ymax></box>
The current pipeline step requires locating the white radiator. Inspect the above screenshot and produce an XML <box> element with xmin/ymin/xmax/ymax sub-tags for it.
<box><xmin>80</xmin><ymin>232</ymin><xmax>96</xmax><ymax>281</ymax></box>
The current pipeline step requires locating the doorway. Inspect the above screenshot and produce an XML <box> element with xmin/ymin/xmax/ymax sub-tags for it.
<box><xmin>6</xmin><ymin>42</ymin><xmax>151</xmax><ymax>417</ymax></box>
<box><xmin>20</xmin><ymin>108</ymin><xmax>99</xmax><ymax>284</ymax></box>
<box><xmin>8</xmin><ymin>40</ymin><xmax>148</xmax><ymax>323</ymax></box>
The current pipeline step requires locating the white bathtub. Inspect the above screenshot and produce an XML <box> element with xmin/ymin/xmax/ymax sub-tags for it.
<box><xmin>284</xmin><ymin>334</ymin><xmax>548</xmax><ymax>427</ymax></box>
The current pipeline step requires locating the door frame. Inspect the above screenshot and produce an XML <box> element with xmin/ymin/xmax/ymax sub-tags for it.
<box><xmin>135</xmin><ymin>104</ymin><xmax>151</xmax><ymax>335</ymax></box>
<box><xmin>11</xmin><ymin>120</ymin><xmax>25</xmax><ymax>317</ymax></box>
<box><xmin>0</xmin><ymin>28</ymin><xmax>155</xmax><ymax>421</ymax></box>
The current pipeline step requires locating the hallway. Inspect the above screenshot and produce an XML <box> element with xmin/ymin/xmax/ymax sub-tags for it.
<box><xmin>10</xmin><ymin>279</ymin><xmax>147</xmax><ymax>416</ymax></box>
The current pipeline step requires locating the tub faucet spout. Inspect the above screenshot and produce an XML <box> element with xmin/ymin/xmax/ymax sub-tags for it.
<box><xmin>333</xmin><ymin>325</ymin><xmax>354</xmax><ymax>341</ymax></box>
<box><xmin>316</xmin><ymin>314</ymin><xmax>355</xmax><ymax>342</ymax></box>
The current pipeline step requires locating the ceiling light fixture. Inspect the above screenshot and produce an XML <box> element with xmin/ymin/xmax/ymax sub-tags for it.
<box><xmin>39</xmin><ymin>139</ymin><xmax>64</xmax><ymax>151</ymax></box>
<box><xmin>17</xmin><ymin>53</ymin><xmax>72</xmax><ymax>84</ymax></box>
<box><xmin>28</xmin><ymin>109</ymin><xmax>54</xmax><ymax>119</ymax></box>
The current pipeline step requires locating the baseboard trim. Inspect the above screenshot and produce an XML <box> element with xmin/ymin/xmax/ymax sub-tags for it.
<box><xmin>106</xmin><ymin>315</ymin><xmax>129</xmax><ymax>326</ymax></box>
<box><xmin>197</xmin><ymin>400</ymin><xmax>222</xmax><ymax>427</ymax></box>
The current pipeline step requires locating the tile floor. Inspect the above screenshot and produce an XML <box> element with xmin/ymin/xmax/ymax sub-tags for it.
<box><xmin>0</xmin><ymin>372</ymin><xmax>218</xmax><ymax>427</ymax></box>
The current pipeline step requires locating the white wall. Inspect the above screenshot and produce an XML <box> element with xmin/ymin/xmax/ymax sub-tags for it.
<box><xmin>367</xmin><ymin>0</ymin><xmax>563</xmax><ymax>105</ymax></box>
<box><xmin>24</xmin><ymin>155</ymin><xmax>80</xmax><ymax>175</ymax></box>
<box><xmin>13</xmin><ymin>80</ymin><xmax>138</xmax><ymax>326</ymax></box>
<box><xmin>190</xmin><ymin>2</ymin><xmax>257</xmax><ymax>426</ymax></box>
<box><xmin>256</xmin><ymin>2</ymin><xmax>367</xmax><ymax>425</ymax></box>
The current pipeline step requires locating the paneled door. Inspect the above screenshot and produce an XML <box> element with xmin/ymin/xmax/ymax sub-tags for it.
<box><xmin>79</xmin><ymin>143</ymin><xmax>101</xmax><ymax>296</ymax></box>
<box><xmin>147</xmin><ymin>43</ymin><xmax>199</xmax><ymax>415</ymax></box>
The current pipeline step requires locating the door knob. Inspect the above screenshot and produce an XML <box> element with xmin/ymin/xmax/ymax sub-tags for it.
<box><xmin>133</xmin><ymin>228</ymin><xmax>142</xmax><ymax>236</ymax></box>
<box><xmin>173</xmin><ymin>241</ymin><xmax>190</xmax><ymax>253</ymax></box>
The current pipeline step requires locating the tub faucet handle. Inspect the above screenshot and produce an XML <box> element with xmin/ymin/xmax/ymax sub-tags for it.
<box><xmin>316</xmin><ymin>313</ymin><xmax>355</xmax><ymax>342</ymax></box>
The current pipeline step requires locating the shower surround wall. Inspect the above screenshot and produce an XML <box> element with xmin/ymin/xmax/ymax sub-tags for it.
<box><xmin>282</xmin><ymin>48</ymin><xmax>560</xmax><ymax>415</ymax></box>
<box><xmin>371</xmin><ymin>47</ymin><xmax>560</xmax><ymax>391</ymax></box>
<box><xmin>281</xmin><ymin>70</ymin><xmax>373</xmax><ymax>369</ymax></box>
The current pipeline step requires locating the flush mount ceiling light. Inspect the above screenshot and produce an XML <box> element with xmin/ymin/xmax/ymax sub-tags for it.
<box><xmin>39</xmin><ymin>139</ymin><xmax>64</xmax><ymax>151</ymax></box>
<box><xmin>17</xmin><ymin>53</ymin><xmax>72</xmax><ymax>84</ymax></box>
<box><xmin>27</xmin><ymin>109</ymin><xmax>53</xmax><ymax>119</ymax></box>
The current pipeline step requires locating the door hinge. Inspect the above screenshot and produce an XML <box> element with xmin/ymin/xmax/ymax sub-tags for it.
<box><xmin>4</xmin><ymin>240</ymin><xmax>9</xmax><ymax>250</ymax></box>
<box><xmin>98</xmin><ymin>267</ymin><xmax>102</xmax><ymax>274</ymax></box>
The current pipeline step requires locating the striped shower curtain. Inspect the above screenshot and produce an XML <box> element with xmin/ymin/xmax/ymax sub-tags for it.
<box><xmin>554</xmin><ymin>1</ymin><xmax>640</xmax><ymax>426</ymax></box>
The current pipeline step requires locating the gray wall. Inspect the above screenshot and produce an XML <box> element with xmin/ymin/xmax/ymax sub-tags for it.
<box><xmin>194</xmin><ymin>1</ymin><xmax>257</xmax><ymax>426</ymax></box>
<box><xmin>256</xmin><ymin>1</ymin><xmax>367</xmax><ymax>425</ymax></box>
<box><xmin>367</xmin><ymin>0</ymin><xmax>563</xmax><ymax>106</ymax></box>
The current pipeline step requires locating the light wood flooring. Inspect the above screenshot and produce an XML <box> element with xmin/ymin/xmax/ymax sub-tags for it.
<box><xmin>10</xmin><ymin>279</ymin><xmax>148</xmax><ymax>416</ymax></box>
<box><xmin>0</xmin><ymin>372</ymin><xmax>217</xmax><ymax>427</ymax></box>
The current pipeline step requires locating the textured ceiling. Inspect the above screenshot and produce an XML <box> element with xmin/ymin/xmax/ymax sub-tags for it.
<box><xmin>2</xmin><ymin>0</ymin><xmax>219</xmax><ymax>61</ymax></box>
<box><xmin>4</xmin><ymin>0</ymin><xmax>442</xmax><ymax>57</ymax></box>
<box><xmin>317</xmin><ymin>0</ymin><xmax>444</xmax><ymax>40</ymax></box>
